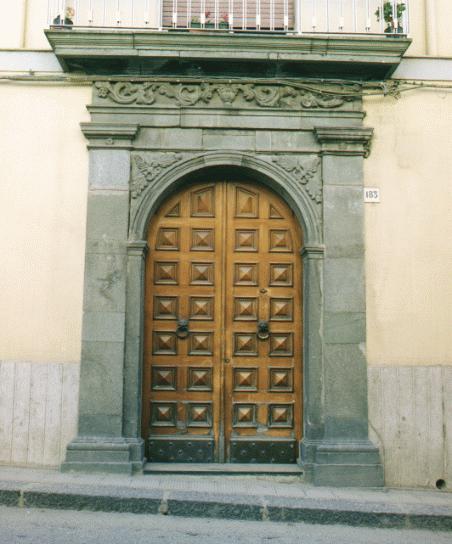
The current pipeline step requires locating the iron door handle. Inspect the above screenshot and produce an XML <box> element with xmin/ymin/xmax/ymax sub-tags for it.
<box><xmin>257</xmin><ymin>320</ymin><xmax>270</xmax><ymax>340</ymax></box>
<box><xmin>176</xmin><ymin>319</ymin><xmax>189</xmax><ymax>339</ymax></box>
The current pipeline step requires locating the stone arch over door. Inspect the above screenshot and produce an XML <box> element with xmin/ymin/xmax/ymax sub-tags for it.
<box><xmin>62</xmin><ymin>121</ymin><xmax>383</xmax><ymax>487</ymax></box>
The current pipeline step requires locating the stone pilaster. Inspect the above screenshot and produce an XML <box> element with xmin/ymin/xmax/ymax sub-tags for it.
<box><xmin>301</xmin><ymin>127</ymin><xmax>383</xmax><ymax>487</ymax></box>
<box><xmin>62</xmin><ymin>123</ymin><xmax>142</xmax><ymax>474</ymax></box>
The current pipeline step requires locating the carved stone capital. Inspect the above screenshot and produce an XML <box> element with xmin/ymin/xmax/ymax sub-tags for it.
<box><xmin>127</xmin><ymin>240</ymin><xmax>148</xmax><ymax>258</ymax></box>
<box><xmin>315</xmin><ymin>127</ymin><xmax>373</xmax><ymax>157</ymax></box>
<box><xmin>81</xmin><ymin>122</ymin><xmax>139</xmax><ymax>149</ymax></box>
<box><xmin>301</xmin><ymin>245</ymin><xmax>325</xmax><ymax>259</ymax></box>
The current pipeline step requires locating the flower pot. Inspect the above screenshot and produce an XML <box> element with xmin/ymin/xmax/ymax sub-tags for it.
<box><xmin>190</xmin><ymin>22</ymin><xmax>201</xmax><ymax>28</ymax></box>
<box><xmin>205</xmin><ymin>22</ymin><xmax>214</xmax><ymax>29</ymax></box>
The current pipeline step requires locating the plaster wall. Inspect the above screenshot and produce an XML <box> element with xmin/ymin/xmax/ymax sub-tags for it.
<box><xmin>0</xmin><ymin>1</ymin><xmax>26</xmax><ymax>49</ymax></box>
<box><xmin>0</xmin><ymin>84</ymin><xmax>90</xmax><ymax>363</ymax></box>
<box><xmin>363</xmin><ymin>89</ymin><xmax>452</xmax><ymax>366</ymax></box>
<box><xmin>1</xmin><ymin>0</ymin><xmax>452</xmax><ymax>57</ymax></box>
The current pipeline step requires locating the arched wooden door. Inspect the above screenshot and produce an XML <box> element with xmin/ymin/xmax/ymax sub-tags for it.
<box><xmin>143</xmin><ymin>181</ymin><xmax>303</xmax><ymax>463</ymax></box>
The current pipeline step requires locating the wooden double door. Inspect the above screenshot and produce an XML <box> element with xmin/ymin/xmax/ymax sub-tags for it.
<box><xmin>143</xmin><ymin>181</ymin><xmax>303</xmax><ymax>463</ymax></box>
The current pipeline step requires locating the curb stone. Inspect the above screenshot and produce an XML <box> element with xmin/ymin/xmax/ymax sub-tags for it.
<box><xmin>0</xmin><ymin>485</ymin><xmax>451</xmax><ymax>530</ymax></box>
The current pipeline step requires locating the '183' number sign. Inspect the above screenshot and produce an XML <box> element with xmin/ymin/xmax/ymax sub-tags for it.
<box><xmin>364</xmin><ymin>188</ymin><xmax>380</xmax><ymax>203</ymax></box>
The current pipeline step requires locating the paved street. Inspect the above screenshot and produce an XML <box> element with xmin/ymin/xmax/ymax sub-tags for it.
<box><xmin>0</xmin><ymin>507</ymin><xmax>450</xmax><ymax>544</ymax></box>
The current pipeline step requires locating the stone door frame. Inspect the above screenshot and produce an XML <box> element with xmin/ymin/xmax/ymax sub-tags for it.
<box><xmin>62</xmin><ymin>82</ymin><xmax>383</xmax><ymax>486</ymax></box>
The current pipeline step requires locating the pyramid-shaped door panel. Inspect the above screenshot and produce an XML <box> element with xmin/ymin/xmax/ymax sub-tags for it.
<box><xmin>269</xmin><ymin>333</ymin><xmax>293</xmax><ymax>357</ymax></box>
<box><xmin>234</xmin><ymin>333</ymin><xmax>258</xmax><ymax>356</ymax></box>
<box><xmin>233</xmin><ymin>404</ymin><xmax>257</xmax><ymax>427</ymax></box>
<box><xmin>269</xmin><ymin>204</ymin><xmax>284</xmax><ymax>219</ymax></box>
<box><xmin>269</xmin><ymin>368</ymin><xmax>293</xmax><ymax>391</ymax></box>
<box><xmin>191</xmin><ymin>229</ymin><xmax>215</xmax><ymax>251</ymax></box>
<box><xmin>188</xmin><ymin>368</ymin><xmax>212</xmax><ymax>391</ymax></box>
<box><xmin>189</xmin><ymin>297</ymin><xmax>214</xmax><ymax>320</ymax></box>
<box><xmin>233</xmin><ymin>368</ymin><xmax>258</xmax><ymax>391</ymax></box>
<box><xmin>269</xmin><ymin>263</ymin><xmax>293</xmax><ymax>286</ymax></box>
<box><xmin>165</xmin><ymin>202</ymin><xmax>180</xmax><ymax>217</ymax></box>
<box><xmin>235</xmin><ymin>186</ymin><xmax>258</xmax><ymax>218</ymax></box>
<box><xmin>151</xmin><ymin>402</ymin><xmax>176</xmax><ymax>426</ymax></box>
<box><xmin>151</xmin><ymin>367</ymin><xmax>177</xmax><ymax>390</ymax></box>
<box><xmin>269</xmin><ymin>229</ymin><xmax>293</xmax><ymax>252</ymax></box>
<box><xmin>234</xmin><ymin>298</ymin><xmax>258</xmax><ymax>321</ymax></box>
<box><xmin>187</xmin><ymin>403</ymin><xmax>212</xmax><ymax>427</ymax></box>
<box><xmin>153</xmin><ymin>332</ymin><xmax>177</xmax><ymax>355</ymax></box>
<box><xmin>270</xmin><ymin>298</ymin><xmax>293</xmax><ymax>321</ymax></box>
<box><xmin>190</xmin><ymin>186</ymin><xmax>215</xmax><ymax>217</ymax></box>
<box><xmin>189</xmin><ymin>333</ymin><xmax>213</xmax><ymax>355</ymax></box>
<box><xmin>156</xmin><ymin>228</ymin><xmax>179</xmax><ymax>251</ymax></box>
<box><xmin>268</xmin><ymin>404</ymin><xmax>293</xmax><ymax>428</ymax></box>
<box><xmin>154</xmin><ymin>262</ymin><xmax>178</xmax><ymax>285</ymax></box>
<box><xmin>234</xmin><ymin>263</ymin><xmax>258</xmax><ymax>286</ymax></box>
<box><xmin>235</xmin><ymin>230</ymin><xmax>258</xmax><ymax>252</ymax></box>
<box><xmin>190</xmin><ymin>262</ymin><xmax>214</xmax><ymax>285</ymax></box>
<box><xmin>153</xmin><ymin>296</ymin><xmax>178</xmax><ymax>320</ymax></box>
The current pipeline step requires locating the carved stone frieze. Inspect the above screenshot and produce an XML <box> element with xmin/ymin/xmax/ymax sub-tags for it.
<box><xmin>95</xmin><ymin>81</ymin><xmax>356</xmax><ymax>110</ymax></box>
<box><xmin>272</xmin><ymin>156</ymin><xmax>322</xmax><ymax>204</ymax></box>
<box><xmin>131</xmin><ymin>153</ymin><xmax>184</xmax><ymax>198</ymax></box>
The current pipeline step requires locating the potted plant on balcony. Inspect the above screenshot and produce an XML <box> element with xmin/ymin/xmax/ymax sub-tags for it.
<box><xmin>190</xmin><ymin>16</ymin><xmax>201</xmax><ymax>29</ymax></box>
<box><xmin>53</xmin><ymin>6</ymin><xmax>75</xmax><ymax>26</ymax></box>
<box><xmin>204</xmin><ymin>11</ymin><xmax>214</xmax><ymax>29</ymax></box>
<box><xmin>219</xmin><ymin>13</ymin><xmax>229</xmax><ymax>30</ymax></box>
<box><xmin>375</xmin><ymin>2</ymin><xmax>406</xmax><ymax>33</ymax></box>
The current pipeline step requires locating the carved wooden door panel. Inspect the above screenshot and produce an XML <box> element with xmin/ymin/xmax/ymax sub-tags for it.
<box><xmin>143</xmin><ymin>181</ymin><xmax>302</xmax><ymax>463</ymax></box>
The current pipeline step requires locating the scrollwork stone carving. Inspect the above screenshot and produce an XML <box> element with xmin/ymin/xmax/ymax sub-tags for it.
<box><xmin>131</xmin><ymin>153</ymin><xmax>184</xmax><ymax>198</ymax></box>
<box><xmin>96</xmin><ymin>81</ymin><xmax>355</xmax><ymax>110</ymax></box>
<box><xmin>272</xmin><ymin>156</ymin><xmax>322</xmax><ymax>204</ymax></box>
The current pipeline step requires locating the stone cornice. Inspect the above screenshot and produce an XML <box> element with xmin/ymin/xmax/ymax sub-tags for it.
<box><xmin>45</xmin><ymin>29</ymin><xmax>411</xmax><ymax>79</ymax></box>
<box><xmin>80</xmin><ymin>122</ymin><xmax>139</xmax><ymax>149</ymax></box>
<box><xmin>314</xmin><ymin>127</ymin><xmax>374</xmax><ymax>157</ymax></box>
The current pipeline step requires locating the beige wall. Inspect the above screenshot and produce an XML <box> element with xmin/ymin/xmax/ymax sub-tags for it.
<box><xmin>0</xmin><ymin>84</ymin><xmax>90</xmax><ymax>362</ymax></box>
<box><xmin>364</xmin><ymin>89</ymin><xmax>452</xmax><ymax>366</ymax></box>
<box><xmin>1</xmin><ymin>85</ymin><xmax>451</xmax><ymax>367</ymax></box>
<box><xmin>0</xmin><ymin>1</ymin><xmax>452</xmax><ymax>57</ymax></box>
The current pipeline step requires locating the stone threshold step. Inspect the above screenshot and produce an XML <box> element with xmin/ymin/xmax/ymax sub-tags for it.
<box><xmin>143</xmin><ymin>463</ymin><xmax>304</xmax><ymax>475</ymax></box>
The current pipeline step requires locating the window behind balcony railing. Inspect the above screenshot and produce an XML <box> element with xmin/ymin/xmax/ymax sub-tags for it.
<box><xmin>162</xmin><ymin>1</ymin><xmax>294</xmax><ymax>31</ymax></box>
<box><xmin>48</xmin><ymin>1</ymin><xmax>409</xmax><ymax>34</ymax></box>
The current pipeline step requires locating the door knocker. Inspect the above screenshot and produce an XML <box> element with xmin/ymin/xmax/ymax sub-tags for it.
<box><xmin>257</xmin><ymin>320</ymin><xmax>270</xmax><ymax>340</ymax></box>
<box><xmin>176</xmin><ymin>319</ymin><xmax>190</xmax><ymax>339</ymax></box>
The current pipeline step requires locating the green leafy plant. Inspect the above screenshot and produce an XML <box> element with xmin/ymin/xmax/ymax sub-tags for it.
<box><xmin>375</xmin><ymin>2</ymin><xmax>406</xmax><ymax>33</ymax></box>
<box><xmin>219</xmin><ymin>12</ymin><xmax>229</xmax><ymax>29</ymax></box>
<box><xmin>190</xmin><ymin>16</ymin><xmax>200</xmax><ymax>28</ymax></box>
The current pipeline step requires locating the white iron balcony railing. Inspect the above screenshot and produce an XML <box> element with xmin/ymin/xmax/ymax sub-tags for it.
<box><xmin>48</xmin><ymin>1</ymin><xmax>409</xmax><ymax>35</ymax></box>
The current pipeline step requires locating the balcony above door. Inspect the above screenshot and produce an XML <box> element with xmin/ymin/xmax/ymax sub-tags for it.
<box><xmin>45</xmin><ymin>1</ymin><xmax>412</xmax><ymax>78</ymax></box>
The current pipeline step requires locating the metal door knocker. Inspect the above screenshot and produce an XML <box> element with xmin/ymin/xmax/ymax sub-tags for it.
<box><xmin>257</xmin><ymin>320</ymin><xmax>270</xmax><ymax>340</ymax></box>
<box><xmin>176</xmin><ymin>319</ymin><xmax>190</xmax><ymax>339</ymax></box>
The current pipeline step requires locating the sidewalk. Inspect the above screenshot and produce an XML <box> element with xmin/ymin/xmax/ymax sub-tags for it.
<box><xmin>0</xmin><ymin>466</ymin><xmax>451</xmax><ymax>530</ymax></box>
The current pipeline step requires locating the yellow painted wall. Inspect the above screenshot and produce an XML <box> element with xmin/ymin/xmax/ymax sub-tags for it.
<box><xmin>0</xmin><ymin>1</ymin><xmax>451</xmax><ymax>56</ymax></box>
<box><xmin>0</xmin><ymin>1</ymin><xmax>27</xmax><ymax>49</ymax></box>
<box><xmin>364</xmin><ymin>89</ymin><xmax>452</xmax><ymax>365</ymax></box>
<box><xmin>0</xmin><ymin>84</ymin><xmax>90</xmax><ymax>362</ymax></box>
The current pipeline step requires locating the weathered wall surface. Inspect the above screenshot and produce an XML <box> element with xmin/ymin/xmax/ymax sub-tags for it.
<box><xmin>0</xmin><ymin>361</ymin><xmax>79</xmax><ymax>466</ymax></box>
<box><xmin>364</xmin><ymin>90</ymin><xmax>452</xmax><ymax>366</ymax></box>
<box><xmin>0</xmin><ymin>84</ymin><xmax>90</xmax><ymax>362</ymax></box>
<box><xmin>368</xmin><ymin>366</ymin><xmax>452</xmax><ymax>489</ymax></box>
